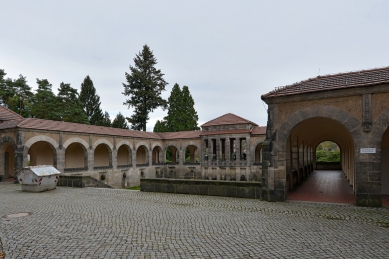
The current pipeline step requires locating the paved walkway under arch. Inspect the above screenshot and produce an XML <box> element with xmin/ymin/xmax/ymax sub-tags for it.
<box><xmin>287</xmin><ymin>170</ymin><xmax>355</xmax><ymax>204</ymax></box>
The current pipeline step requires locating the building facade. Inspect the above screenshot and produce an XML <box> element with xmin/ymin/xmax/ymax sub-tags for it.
<box><xmin>1</xmin><ymin>65</ymin><xmax>389</xmax><ymax>207</ymax></box>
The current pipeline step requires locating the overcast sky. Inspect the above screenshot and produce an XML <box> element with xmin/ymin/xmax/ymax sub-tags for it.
<box><xmin>1</xmin><ymin>1</ymin><xmax>388</xmax><ymax>131</ymax></box>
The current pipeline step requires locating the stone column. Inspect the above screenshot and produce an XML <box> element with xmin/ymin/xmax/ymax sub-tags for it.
<box><xmin>226</xmin><ymin>138</ymin><xmax>230</xmax><ymax>161</ymax></box>
<box><xmin>235</xmin><ymin>138</ymin><xmax>240</xmax><ymax>162</ymax></box>
<box><xmin>216</xmin><ymin>138</ymin><xmax>220</xmax><ymax>162</ymax></box>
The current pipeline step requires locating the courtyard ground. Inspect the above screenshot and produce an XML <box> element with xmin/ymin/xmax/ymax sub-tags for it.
<box><xmin>0</xmin><ymin>182</ymin><xmax>389</xmax><ymax>259</ymax></box>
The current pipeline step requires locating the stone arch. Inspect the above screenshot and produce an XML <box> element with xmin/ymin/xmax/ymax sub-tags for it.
<box><xmin>24</xmin><ymin>135</ymin><xmax>59</xmax><ymax>167</ymax></box>
<box><xmin>269</xmin><ymin>105</ymin><xmax>357</xmax><ymax>200</ymax></box>
<box><xmin>151</xmin><ymin>143</ymin><xmax>163</xmax><ymax>164</ymax></box>
<box><xmin>375</xmin><ymin>108</ymin><xmax>389</xmax><ymax>195</ymax></box>
<box><xmin>0</xmin><ymin>136</ymin><xmax>17</xmax><ymax>178</ymax></box>
<box><xmin>92</xmin><ymin>139</ymin><xmax>113</xmax><ymax>150</ymax></box>
<box><xmin>164</xmin><ymin>143</ymin><xmax>180</xmax><ymax>163</ymax></box>
<box><xmin>182</xmin><ymin>142</ymin><xmax>200</xmax><ymax>163</ymax></box>
<box><xmin>277</xmin><ymin>105</ymin><xmax>360</xmax><ymax>145</ymax></box>
<box><xmin>117</xmin><ymin>140</ymin><xmax>134</xmax><ymax>153</ymax></box>
<box><xmin>251</xmin><ymin>138</ymin><xmax>265</xmax><ymax>163</ymax></box>
<box><xmin>372</xmin><ymin>108</ymin><xmax>389</xmax><ymax>143</ymax></box>
<box><xmin>135</xmin><ymin>141</ymin><xmax>150</xmax><ymax>151</ymax></box>
<box><xmin>64</xmin><ymin>138</ymin><xmax>88</xmax><ymax>170</ymax></box>
<box><xmin>24</xmin><ymin>135</ymin><xmax>59</xmax><ymax>150</ymax></box>
<box><xmin>63</xmin><ymin>137</ymin><xmax>89</xmax><ymax>150</ymax></box>
<box><xmin>116</xmin><ymin>140</ymin><xmax>133</xmax><ymax>166</ymax></box>
<box><xmin>0</xmin><ymin>136</ymin><xmax>17</xmax><ymax>150</ymax></box>
<box><xmin>93</xmin><ymin>143</ymin><xmax>112</xmax><ymax>168</ymax></box>
<box><xmin>135</xmin><ymin>142</ymin><xmax>149</xmax><ymax>165</ymax></box>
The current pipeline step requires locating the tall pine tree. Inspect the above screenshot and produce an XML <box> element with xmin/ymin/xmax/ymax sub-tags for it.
<box><xmin>0</xmin><ymin>69</ymin><xmax>15</xmax><ymax>108</ymax></box>
<box><xmin>112</xmin><ymin>112</ymin><xmax>129</xmax><ymax>129</ymax></box>
<box><xmin>8</xmin><ymin>75</ymin><xmax>33</xmax><ymax>117</ymax></box>
<box><xmin>57</xmin><ymin>82</ymin><xmax>88</xmax><ymax>124</ymax></box>
<box><xmin>101</xmin><ymin>111</ymin><xmax>112</xmax><ymax>127</ymax></box>
<box><xmin>181</xmin><ymin>85</ymin><xmax>200</xmax><ymax>130</ymax></box>
<box><xmin>154</xmin><ymin>84</ymin><xmax>199</xmax><ymax>132</ymax></box>
<box><xmin>164</xmin><ymin>83</ymin><xmax>184</xmax><ymax>132</ymax></box>
<box><xmin>30</xmin><ymin>79</ymin><xmax>60</xmax><ymax>120</ymax></box>
<box><xmin>79</xmin><ymin>75</ymin><xmax>104</xmax><ymax>125</ymax></box>
<box><xmin>123</xmin><ymin>45</ymin><xmax>168</xmax><ymax>131</ymax></box>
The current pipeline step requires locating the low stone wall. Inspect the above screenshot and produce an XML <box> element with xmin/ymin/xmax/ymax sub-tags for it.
<box><xmin>140</xmin><ymin>178</ymin><xmax>263</xmax><ymax>199</ymax></box>
<box><xmin>316</xmin><ymin>162</ymin><xmax>342</xmax><ymax>170</ymax></box>
<box><xmin>58</xmin><ymin>175</ymin><xmax>113</xmax><ymax>188</ymax></box>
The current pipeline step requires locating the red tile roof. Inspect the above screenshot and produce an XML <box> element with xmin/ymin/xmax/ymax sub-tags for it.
<box><xmin>16</xmin><ymin>118</ymin><xmax>163</xmax><ymax>138</ymax></box>
<box><xmin>159</xmin><ymin>131</ymin><xmax>201</xmax><ymax>139</ymax></box>
<box><xmin>262</xmin><ymin>66</ymin><xmax>389</xmax><ymax>99</ymax></box>
<box><xmin>251</xmin><ymin>126</ymin><xmax>266</xmax><ymax>135</ymax></box>
<box><xmin>0</xmin><ymin>106</ymin><xmax>24</xmax><ymax>121</ymax></box>
<box><xmin>201</xmin><ymin>113</ymin><xmax>258</xmax><ymax>127</ymax></box>
<box><xmin>200</xmin><ymin>129</ymin><xmax>251</xmax><ymax>136</ymax></box>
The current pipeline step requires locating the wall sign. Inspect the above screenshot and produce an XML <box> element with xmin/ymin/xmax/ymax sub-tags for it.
<box><xmin>360</xmin><ymin>148</ymin><xmax>376</xmax><ymax>154</ymax></box>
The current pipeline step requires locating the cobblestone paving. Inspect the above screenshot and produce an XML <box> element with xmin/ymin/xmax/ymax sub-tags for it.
<box><xmin>1</xmin><ymin>183</ymin><xmax>389</xmax><ymax>259</ymax></box>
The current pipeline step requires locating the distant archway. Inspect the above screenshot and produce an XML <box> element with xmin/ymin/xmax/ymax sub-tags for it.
<box><xmin>65</xmin><ymin>143</ymin><xmax>88</xmax><ymax>170</ymax></box>
<box><xmin>165</xmin><ymin>145</ymin><xmax>179</xmax><ymax>163</ymax></box>
<box><xmin>136</xmin><ymin>145</ymin><xmax>149</xmax><ymax>165</ymax></box>
<box><xmin>381</xmin><ymin>128</ymin><xmax>389</xmax><ymax>195</ymax></box>
<box><xmin>94</xmin><ymin>144</ymin><xmax>112</xmax><ymax>168</ymax></box>
<box><xmin>0</xmin><ymin>140</ymin><xmax>16</xmax><ymax>178</ymax></box>
<box><xmin>28</xmin><ymin>141</ymin><xmax>57</xmax><ymax>167</ymax></box>
<box><xmin>184</xmin><ymin>145</ymin><xmax>199</xmax><ymax>163</ymax></box>
<box><xmin>117</xmin><ymin>145</ymin><xmax>132</xmax><ymax>167</ymax></box>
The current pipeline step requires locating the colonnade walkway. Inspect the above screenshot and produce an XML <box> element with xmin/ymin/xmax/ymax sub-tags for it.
<box><xmin>287</xmin><ymin>170</ymin><xmax>355</xmax><ymax>204</ymax></box>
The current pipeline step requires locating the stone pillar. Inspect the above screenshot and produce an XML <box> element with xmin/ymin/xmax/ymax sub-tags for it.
<box><xmin>56</xmin><ymin>148</ymin><xmax>65</xmax><ymax>172</ymax></box>
<box><xmin>208</xmin><ymin>138</ymin><xmax>213</xmax><ymax>161</ymax></box>
<box><xmin>226</xmin><ymin>138</ymin><xmax>230</xmax><ymax>161</ymax></box>
<box><xmin>216</xmin><ymin>138</ymin><xmax>220</xmax><ymax>162</ymax></box>
<box><xmin>235</xmin><ymin>138</ymin><xmax>240</xmax><ymax>162</ymax></box>
<box><xmin>112</xmin><ymin>149</ymin><xmax>118</xmax><ymax>169</ymax></box>
<box><xmin>245</xmin><ymin>137</ymin><xmax>250</xmax><ymax>166</ymax></box>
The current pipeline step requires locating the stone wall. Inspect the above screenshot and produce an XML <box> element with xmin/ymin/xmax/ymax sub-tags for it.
<box><xmin>140</xmin><ymin>178</ymin><xmax>263</xmax><ymax>199</ymax></box>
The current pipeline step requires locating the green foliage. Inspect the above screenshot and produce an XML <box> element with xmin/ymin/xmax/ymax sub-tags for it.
<box><xmin>153</xmin><ymin>120</ymin><xmax>167</xmax><ymax>132</ymax></box>
<box><xmin>0</xmin><ymin>69</ymin><xmax>15</xmax><ymax>107</ymax></box>
<box><xmin>57</xmin><ymin>82</ymin><xmax>89</xmax><ymax>124</ymax></box>
<box><xmin>126</xmin><ymin>185</ymin><xmax>140</xmax><ymax>190</ymax></box>
<box><xmin>123</xmin><ymin>45</ymin><xmax>168</xmax><ymax>131</ymax></box>
<box><xmin>316</xmin><ymin>141</ymin><xmax>340</xmax><ymax>162</ymax></box>
<box><xmin>154</xmin><ymin>83</ymin><xmax>199</xmax><ymax>133</ymax></box>
<box><xmin>79</xmin><ymin>75</ymin><xmax>104</xmax><ymax>125</ymax></box>
<box><xmin>101</xmin><ymin>111</ymin><xmax>112</xmax><ymax>127</ymax></box>
<box><xmin>112</xmin><ymin>112</ymin><xmax>129</xmax><ymax>129</ymax></box>
<box><xmin>181</xmin><ymin>85</ymin><xmax>200</xmax><ymax>130</ymax></box>
<box><xmin>7</xmin><ymin>75</ymin><xmax>33</xmax><ymax>117</ymax></box>
<box><xmin>30</xmin><ymin>79</ymin><xmax>60</xmax><ymax>120</ymax></box>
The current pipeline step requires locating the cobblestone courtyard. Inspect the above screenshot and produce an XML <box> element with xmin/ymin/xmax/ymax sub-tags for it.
<box><xmin>1</xmin><ymin>183</ymin><xmax>389</xmax><ymax>259</ymax></box>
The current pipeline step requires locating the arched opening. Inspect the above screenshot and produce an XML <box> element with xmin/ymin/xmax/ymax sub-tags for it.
<box><xmin>254</xmin><ymin>143</ymin><xmax>262</xmax><ymax>164</ymax></box>
<box><xmin>117</xmin><ymin>145</ymin><xmax>132</xmax><ymax>167</ymax></box>
<box><xmin>152</xmin><ymin>146</ymin><xmax>163</xmax><ymax>165</ymax></box>
<box><xmin>286</xmin><ymin>117</ymin><xmax>355</xmax><ymax>204</ymax></box>
<box><xmin>381</xmin><ymin>128</ymin><xmax>389</xmax><ymax>195</ymax></box>
<box><xmin>28</xmin><ymin>141</ymin><xmax>56</xmax><ymax>167</ymax></box>
<box><xmin>185</xmin><ymin>145</ymin><xmax>199</xmax><ymax>163</ymax></box>
<box><xmin>65</xmin><ymin>143</ymin><xmax>87</xmax><ymax>171</ymax></box>
<box><xmin>136</xmin><ymin>145</ymin><xmax>149</xmax><ymax>165</ymax></box>
<box><xmin>166</xmin><ymin>146</ymin><xmax>178</xmax><ymax>163</ymax></box>
<box><xmin>0</xmin><ymin>142</ymin><xmax>15</xmax><ymax>179</ymax></box>
<box><xmin>315</xmin><ymin>141</ymin><xmax>341</xmax><ymax>170</ymax></box>
<box><xmin>93</xmin><ymin>144</ymin><xmax>111</xmax><ymax>169</ymax></box>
